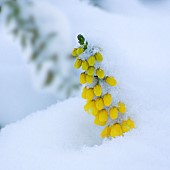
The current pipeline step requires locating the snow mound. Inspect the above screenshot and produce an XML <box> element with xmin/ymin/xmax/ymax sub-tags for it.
<box><xmin>0</xmin><ymin>97</ymin><xmax>102</xmax><ymax>150</ymax></box>
<box><xmin>0</xmin><ymin>97</ymin><xmax>170</xmax><ymax>170</ymax></box>
<box><xmin>0</xmin><ymin>0</ymin><xmax>170</xmax><ymax>169</ymax></box>
<box><xmin>0</xmin><ymin>27</ymin><xmax>58</xmax><ymax>127</ymax></box>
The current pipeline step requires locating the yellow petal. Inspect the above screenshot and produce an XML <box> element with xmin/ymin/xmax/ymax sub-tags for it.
<box><xmin>84</xmin><ymin>100</ymin><xmax>91</xmax><ymax>112</ymax></box>
<box><xmin>76</xmin><ymin>47</ymin><xmax>84</xmax><ymax>55</ymax></box>
<box><xmin>81</xmin><ymin>87</ymin><xmax>87</xmax><ymax>99</ymax></box>
<box><xmin>86</xmin><ymin>88</ymin><xmax>94</xmax><ymax>100</ymax></box>
<box><xmin>82</xmin><ymin>60</ymin><xmax>89</xmax><ymax>70</ymax></box>
<box><xmin>109</xmin><ymin>107</ymin><xmax>118</xmax><ymax>119</ymax></box>
<box><xmin>96</xmin><ymin>68</ymin><xmax>105</xmax><ymax>79</ymax></box>
<box><xmin>103</xmin><ymin>94</ymin><xmax>112</xmax><ymax>107</ymax></box>
<box><xmin>118</xmin><ymin>102</ymin><xmax>126</xmax><ymax>114</ymax></box>
<box><xmin>98</xmin><ymin>109</ymin><xmax>108</xmax><ymax>123</ymax></box>
<box><xmin>110</xmin><ymin>124</ymin><xmax>123</xmax><ymax>137</ymax></box>
<box><xmin>105</xmin><ymin>76</ymin><xmax>117</xmax><ymax>86</ymax></box>
<box><xmin>87</xmin><ymin>56</ymin><xmax>95</xmax><ymax>66</ymax></box>
<box><xmin>100</xmin><ymin>126</ymin><xmax>111</xmax><ymax>138</ymax></box>
<box><xmin>72</xmin><ymin>48</ymin><xmax>78</xmax><ymax>57</ymax></box>
<box><xmin>74</xmin><ymin>59</ymin><xmax>82</xmax><ymax>69</ymax></box>
<box><xmin>127</xmin><ymin>118</ymin><xmax>135</xmax><ymax>129</ymax></box>
<box><xmin>121</xmin><ymin>120</ymin><xmax>130</xmax><ymax>133</ymax></box>
<box><xmin>87</xmin><ymin>66</ymin><xmax>95</xmax><ymax>76</ymax></box>
<box><xmin>86</xmin><ymin>75</ymin><xmax>93</xmax><ymax>84</ymax></box>
<box><xmin>94</xmin><ymin>52</ymin><xmax>103</xmax><ymax>62</ymax></box>
<box><xmin>95</xmin><ymin>98</ymin><xmax>104</xmax><ymax>110</ymax></box>
<box><xmin>93</xmin><ymin>84</ymin><xmax>102</xmax><ymax>97</ymax></box>
<box><xmin>80</xmin><ymin>73</ymin><xmax>86</xmax><ymax>84</ymax></box>
<box><xmin>94</xmin><ymin>116</ymin><xmax>106</xmax><ymax>126</ymax></box>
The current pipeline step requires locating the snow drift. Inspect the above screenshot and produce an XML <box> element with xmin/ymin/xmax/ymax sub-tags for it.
<box><xmin>0</xmin><ymin>0</ymin><xmax>170</xmax><ymax>169</ymax></box>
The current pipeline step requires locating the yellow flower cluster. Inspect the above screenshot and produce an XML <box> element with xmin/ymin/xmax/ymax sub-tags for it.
<box><xmin>100</xmin><ymin>119</ymin><xmax>135</xmax><ymax>138</ymax></box>
<box><xmin>72</xmin><ymin>36</ymin><xmax>135</xmax><ymax>138</ymax></box>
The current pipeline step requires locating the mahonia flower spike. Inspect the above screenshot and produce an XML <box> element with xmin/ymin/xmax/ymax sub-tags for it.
<box><xmin>72</xmin><ymin>34</ymin><xmax>135</xmax><ymax>138</ymax></box>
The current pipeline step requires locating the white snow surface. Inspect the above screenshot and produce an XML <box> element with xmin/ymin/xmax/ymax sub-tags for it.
<box><xmin>0</xmin><ymin>26</ymin><xmax>59</xmax><ymax>126</ymax></box>
<box><xmin>0</xmin><ymin>0</ymin><xmax>170</xmax><ymax>169</ymax></box>
<box><xmin>0</xmin><ymin>97</ymin><xmax>169</xmax><ymax>170</ymax></box>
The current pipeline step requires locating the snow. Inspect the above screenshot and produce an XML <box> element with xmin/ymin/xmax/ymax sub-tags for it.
<box><xmin>0</xmin><ymin>97</ymin><xmax>169</xmax><ymax>170</ymax></box>
<box><xmin>0</xmin><ymin>0</ymin><xmax>170</xmax><ymax>169</ymax></box>
<box><xmin>0</xmin><ymin>27</ymin><xmax>59</xmax><ymax>126</ymax></box>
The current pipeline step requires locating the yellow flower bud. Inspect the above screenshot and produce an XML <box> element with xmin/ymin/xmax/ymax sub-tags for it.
<box><xmin>94</xmin><ymin>52</ymin><xmax>103</xmax><ymax>62</ymax></box>
<box><xmin>81</xmin><ymin>86</ymin><xmax>87</xmax><ymax>99</ymax></box>
<box><xmin>91</xmin><ymin>107</ymin><xmax>98</xmax><ymax>116</ymax></box>
<box><xmin>72</xmin><ymin>48</ymin><xmax>78</xmax><ymax>57</ymax></box>
<box><xmin>94</xmin><ymin>116</ymin><xmax>106</xmax><ymax>126</ymax></box>
<box><xmin>84</xmin><ymin>100</ymin><xmax>91</xmax><ymax>112</ymax></box>
<box><xmin>96</xmin><ymin>68</ymin><xmax>105</xmax><ymax>79</ymax></box>
<box><xmin>110</xmin><ymin>124</ymin><xmax>123</xmax><ymax>138</ymax></box>
<box><xmin>98</xmin><ymin>109</ymin><xmax>108</xmax><ymax>123</ymax></box>
<box><xmin>100</xmin><ymin>126</ymin><xmax>111</xmax><ymax>138</ymax></box>
<box><xmin>87</xmin><ymin>66</ymin><xmax>95</xmax><ymax>76</ymax></box>
<box><xmin>109</xmin><ymin>107</ymin><xmax>118</xmax><ymax>120</ymax></box>
<box><xmin>87</xmin><ymin>56</ymin><xmax>95</xmax><ymax>66</ymax></box>
<box><xmin>82</xmin><ymin>60</ymin><xmax>89</xmax><ymax>70</ymax></box>
<box><xmin>89</xmin><ymin>100</ymin><xmax>95</xmax><ymax>107</ymax></box>
<box><xmin>95</xmin><ymin>98</ymin><xmax>104</xmax><ymax>110</ymax></box>
<box><xmin>74</xmin><ymin>58</ymin><xmax>82</xmax><ymax>69</ymax></box>
<box><xmin>121</xmin><ymin>119</ymin><xmax>135</xmax><ymax>133</ymax></box>
<box><xmin>86</xmin><ymin>75</ymin><xmax>93</xmax><ymax>84</ymax></box>
<box><xmin>127</xmin><ymin>118</ymin><xmax>135</xmax><ymax>129</ymax></box>
<box><xmin>76</xmin><ymin>47</ymin><xmax>84</xmax><ymax>55</ymax></box>
<box><xmin>103</xmin><ymin>93</ymin><xmax>112</xmax><ymax>107</ymax></box>
<box><xmin>86</xmin><ymin>88</ymin><xmax>94</xmax><ymax>100</ymax></box>
<box><xmin>118</xmin><ymin>102</ymin><xmax>126</xmax><ymax>114</ymax></box>
<box><xmin>121</xmin><ymin>120</ymin><xmax>129</xmax><ymax>133</ymax></box>
<box><xmin>105</xmin><ymin>76</ymin><xmax>117</xmax><ymax>86</ymax></box>
<box><xmin>80</xmin><ymin>73</ymin><xmax>86</xmax><ymax>84</ymax></box>
<box><xmin>87</xmin><ymin>100</ymin><xmax>98</xmax><ymax>116</ymax></box>
<box><xmin>93</xmin><ymin>84</ymin><xmax>102</xmax><ymax>97</ymax></box>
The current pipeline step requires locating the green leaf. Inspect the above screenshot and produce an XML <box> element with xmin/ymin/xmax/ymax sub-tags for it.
<box><xmin>21</xmin><ymin>34</ymin><xmax>27</xmax><ymax>48</ymax></box>
<box><xmin>44</xmin><ymin>71</ymin><xmax>55</xmax><ymax>86</ymax></box>
<box><xmin>30</xmin><ymin>41</ymin><xmax>46</xmax><ymax>60</ymax></box>
<box><xmin>11</xmin><ymin>28</ymin><xmax>19</xmax><ymax>36</ymax></box>
<box><xmin>6</xmin><ymin>13</ymin><xmax>14</xmax><ymax>25</ymax></box>
<box><xmin>77</xmin><ymin>34</ymin><xmax>85</xmax><ymax>45</ymax></box>
<box><xmin>84</xmin><ymin>41</ymin><xmax>88</xmax><ymax>50</ymax></box>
